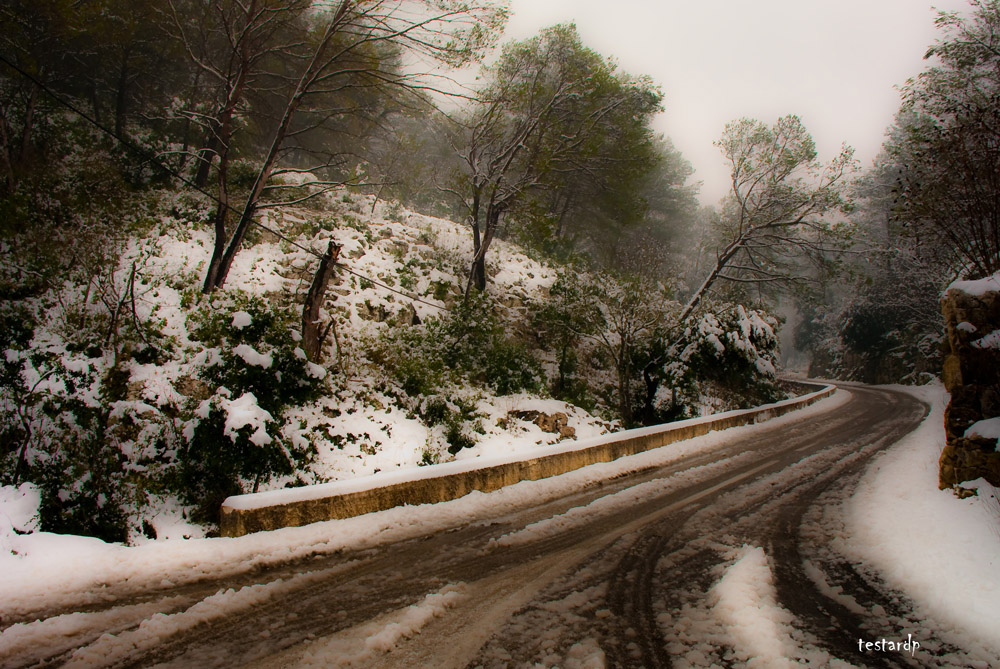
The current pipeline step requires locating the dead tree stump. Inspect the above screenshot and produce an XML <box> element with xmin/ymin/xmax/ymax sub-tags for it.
<box><xmin>301</xmin><ymin>241</ymin><xmax>341</xmax><ymax>362</ymax></box>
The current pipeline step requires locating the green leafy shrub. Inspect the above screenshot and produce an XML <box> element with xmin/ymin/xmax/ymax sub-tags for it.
<box><xmin>371</xmin><ymin>294</ymin><xmax>538</xmax><ymax>453</ymax></box>
<box><xmin>377</xmin><ymin>293</ymin><xmax>542</xmax><ymax>399</ymax></box>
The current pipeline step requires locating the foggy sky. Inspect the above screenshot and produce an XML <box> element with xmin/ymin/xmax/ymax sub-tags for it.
<box><xmin>501</xmin><ymin>0</ymin><xmax>974</xmax><ymax>205</ymax></box>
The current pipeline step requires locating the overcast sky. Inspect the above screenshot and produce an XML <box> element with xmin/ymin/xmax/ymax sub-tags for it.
<box><xmin>496</xmin><ymin>0</ymin><xmax>973</xmax><ymax>205</ymax></box>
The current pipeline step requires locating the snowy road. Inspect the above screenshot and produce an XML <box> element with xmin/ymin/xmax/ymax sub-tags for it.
<box><xmin>5</xmin><ymin>385</ymin><xmax>988</xmax><ymax>668</ymax></box>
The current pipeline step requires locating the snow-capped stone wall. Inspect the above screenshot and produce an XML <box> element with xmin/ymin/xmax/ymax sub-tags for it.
<box><xmin>939</xmin><ymin>273</ymin><xmax>1000</xmax><ymax>488</ymax></box>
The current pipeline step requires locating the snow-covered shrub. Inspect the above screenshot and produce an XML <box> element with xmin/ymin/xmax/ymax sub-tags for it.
<box><xmin>1</xmin><ymin>245</ymin><xmax>171</xmax><ymax>542</ymax></box>
<box><xmin>417</xmin><ymin>396</ymin><xmax>485</xmax><ymax>455</ymax></box>
<box><xmin>188</xmin><ymin>294</ymin><xmax>324</xmax><ymax>413</ymax></box>
<box><xmin>0</xmin><ymin>332</ymin><xmax>138</xmax><ymax>542</ymax></box>
<box><xmin>176</xmin><ymin>294</ymin><xmax>324</xmax><ymax>522</ymax></box>
<box><xmin>661</xmin><ymin>305</ymin><xmax>784</xmax><ymax>418</ymax></box>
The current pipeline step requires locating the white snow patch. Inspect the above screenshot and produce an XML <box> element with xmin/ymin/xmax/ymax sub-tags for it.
<box><xmin>0</xmin><ymin>484</ymin><xmax>40</xmax><ymax>534</ymax></box>
<box><xmin>0</xmin><ymin>596</ymin><xmax>191</xmax><ymax>666</ymax></box>
<box><xmin>296</xmin><ymin>584</ymin><xmax>466</xmax><ymax>667</ymax></box>
<box><xmin>965</xmin><ymin>417</ymin><xmax>1000</xmax><ymax>445</ymax></box>
<box><xmin>231</xmin><ymin>310</ymin><xmax>252</xmax><ymax>330</ymax></box>
<box><xmin>947</xmin><ymin>271</ymin><xmax>1000</xmax><ymax>298</ymax></box>
<box><xmin>222</xmin><ymin>392</ymin><xmax>274</xmax><ymax>446</ymax></box>
<box><xmin>305</xmin><ymin>361</ymin><xmax>326</xmax><ymax>379</ymax></box>
<box><xmin>232</xmin><ymin>343</ymin><xmax>273</xmax><ymax>368</ymax></box>
<box><xmin>709</xmin><ymin>545</ymin><xmax>799</xmax><ymax>668</ymax></box>
<box><xmin>63</xmin><ymin>581</ymin><xmax>290</xmax><ymax>668</ymax></box>
<box><xmin>563</xmin><ymin>638</ymin><xmax>607</xmax><ymax>669</ymax></box>
<box><xmin>0</xmin><ymin>484</ymin><xmax>40</xmax><ymax>553</ymax></box>
<box><xmin>843</xmin><ymin>384</ymin><xmax>1000</xmax><ymax>655</ymax></box>
<box><xmin>973</xmin><ymin>329</ymin><xmax>1000</xmax><ymax>350</ymax></box>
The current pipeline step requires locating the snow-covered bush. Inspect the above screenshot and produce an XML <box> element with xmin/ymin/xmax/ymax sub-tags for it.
<box><xmin>175</xmin><ymin>294</ymin><xmax>325</xmax><ymax>522</ymax></box>
<box><xmin>661</xmin><ymin>304</ymin><xmax>784</xmax><ymax>418</ymax></box>
<box><xmin>0</xmin><ymin>227</ymin><xmax>172</xmax><ymax>542</ymax></box>
<box><xmin>0</xmin><ymin>316</ymin><xmax>142</xmax><ymax>543</ymax></box>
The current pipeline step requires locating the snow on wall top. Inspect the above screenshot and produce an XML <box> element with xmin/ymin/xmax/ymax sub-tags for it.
<box><xmin>947</xmin><ymin>271</ymin><xmax>1000</xmax><ymax>298</ymax></box>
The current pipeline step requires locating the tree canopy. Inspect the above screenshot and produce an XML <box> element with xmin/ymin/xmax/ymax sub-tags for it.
<box><xmin>887</xmin><ymin>0</ymin><xmax>1000</xmax><ymax>279</ymax></box>
<box><xmin>450</xmin><ymin>23</ymin><xmax>665</xmax><ymax>292</ymax></box>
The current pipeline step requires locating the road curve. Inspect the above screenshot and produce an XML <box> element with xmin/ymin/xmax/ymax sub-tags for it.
<box><xmin>4</xmin><ymin>385</ymin><xmax>984</xmax><ymax>668</ymax></box>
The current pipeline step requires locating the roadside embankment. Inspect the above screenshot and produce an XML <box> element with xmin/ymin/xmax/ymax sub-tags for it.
<box><xmin>220</xmin><ymin>384</ymin><xmax>835</xmax><ymax>537</ymax></box>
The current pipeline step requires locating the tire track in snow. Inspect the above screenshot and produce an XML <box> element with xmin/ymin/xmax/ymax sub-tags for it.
<box><xmin>472</xmin><ymin>386</ymin><xmax>930</xmax><ymax>668</ymax></box>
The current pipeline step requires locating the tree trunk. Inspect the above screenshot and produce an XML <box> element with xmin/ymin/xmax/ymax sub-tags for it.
<box><xmin>677</xmin><ymin>238</ymin><xmax>743</xmax><ymax>325</ymax></box>
<box><xmin>466</xmin><ymin>205</ymin><xmax>498</xmax><ymax>295</ymax></box>
<box><xmin>176</xmin><ymin>68</ymin><xmax>203</xmax><ymax>171</ymax></box>
<box><xmin>202</xmin><ymin>157</ymin><xmax>231</xmax><ymax>293</ymax></box>
<box><xmin>207</xmin><ymin>4</ymin><xmax>348</xmax><ymax>292</ymax></box>
<box><xmin>640</xmin><ymin>361</ymin><xmax>659</xmax><ymax>425</ymax></box>
<box><xmin>301</xmin><ymin>241</ymin><xmax>341</xmax><ymax>362</ymax></box>
<box><xmin>18</xmin><ymin>80</ymin><xmax>39</xmax><ymax>164</ymax></box>
<box><xmin>0</xmin><ymin>98</ymin><xmax>14</xmax><ymax>193</ymax></box>
<box><xmin>200</xmin><ymin>61</ymin><xmax>249</xmax><ymax>291</ymax></box>
<box><xmin>617</xmin><ymin>361</ymin><xmax>633</xmax><ymax>427</ymax></box>
<box><xmin>193</xmin><ymin>133</ymin><xmax>218</xmax><ymax>188</ymax></box>
<box><xmin>90</xmin><ymin>80</ymin><xmax>103</xmax><ymax>127</ymax></box>
<box><xmin>554</xmin><ymin>188</ymin><xmax>574</xmax><ymax>237</ymax></box>
<box><xmin>114</xmin><ymin>57</ymin><xmax>129</xmax><ymax>138</ymax></box>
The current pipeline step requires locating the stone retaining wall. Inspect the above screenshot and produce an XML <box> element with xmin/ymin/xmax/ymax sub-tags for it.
<box><xmin>939</xmin><ymin>279</ymin><xmax>1000</xmax><ymax>489</ymax></box>
<box><xmin>220</xmin><ymin>384</ymin><xmax>835</xmax><ymax>537</ymax></box>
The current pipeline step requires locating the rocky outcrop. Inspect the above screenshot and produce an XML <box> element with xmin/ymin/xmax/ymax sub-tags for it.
<box><xmin>939</xmin><ymin>278</ymin><xmax>1000</xmax><ymax>488</ymax></box>
<box><xmin>510</xmin><ymin>410</ymin><xmax>576</xmax><ymax>439</ymax></box>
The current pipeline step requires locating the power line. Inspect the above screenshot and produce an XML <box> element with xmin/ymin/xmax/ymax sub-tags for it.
<box><xmin>0</xmin><ymin>53</ymin><xmax>449</xmax><ymax>312</ymax></box>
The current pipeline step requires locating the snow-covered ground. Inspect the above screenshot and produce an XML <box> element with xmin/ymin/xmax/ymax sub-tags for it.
<box><xmin>841</xmin><ymin>384</ymin><xmax>1000</xmax><ymax>660</ymax></box>
<box><xmin>657</xmin><ymin>383</ymin><xmax>1000</xmax><ymax>667</ymax></box>
<box><xmin>0</xmin><ymin>391</ymin><xmax>847</xmax><ymax>617</ymax></box>
<box><xmin>136</xmin><ymin>196</ymin><xmax>598</xmax><ymax>487</ymax></box>
<box><xmin>3</xmin><ymin>383</ymin><xmax>999</xmax><ymax>665</ymax></box>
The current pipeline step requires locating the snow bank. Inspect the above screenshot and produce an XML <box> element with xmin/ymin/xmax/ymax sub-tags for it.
<box><xmin>708</xmin><ymin>545</ymin><xmax>799</xmax><ymax>669</ymax></box>
<box><xmin>844</xmin><ymin>384</ymin><xmax>1000</xmax><ymax>653</ymax></box>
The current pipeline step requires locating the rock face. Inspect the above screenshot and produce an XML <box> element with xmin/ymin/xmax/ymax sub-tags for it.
<box><xmin>939</xmin><ymin>281</ymin><xmax>1000</xmax><ymax>488</ymax></box>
